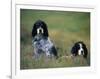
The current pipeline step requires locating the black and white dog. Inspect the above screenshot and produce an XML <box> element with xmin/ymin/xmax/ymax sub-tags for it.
<box><xmin>71</xmin><ymin>41</ymin><xmax>88</xmax><ymax>58</ymax></box>
<box><xmin>32</xmin><ymin>20</ymin><xmax>58</xmax><ymax>59</ymax></box>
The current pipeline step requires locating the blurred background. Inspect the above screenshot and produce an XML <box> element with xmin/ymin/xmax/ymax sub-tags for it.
<box><xmin>20</xmin><ymin>9</ymin><xmax>90</xmax><ymax>69</ymax></box>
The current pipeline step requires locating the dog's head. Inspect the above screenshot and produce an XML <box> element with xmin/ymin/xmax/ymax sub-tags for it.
<box><xmin>71</xmin><ymin>41</ymin><xmax>88</xmax><ymax>58</ymax></box>
<box><xmin>32</xmin><ymin>20</ymin><xmax>49</xmax><ymax>38</ymax></box>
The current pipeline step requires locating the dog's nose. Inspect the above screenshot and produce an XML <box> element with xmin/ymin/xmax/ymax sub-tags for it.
<box><xmin>39</xmin><ymin>29</ymin><xmax>42</xmax><ymax>34</ymax></box>
<box><xmin>81</xmin><ymin>50</ymin><xmax>83</xmax><ymax>53</ymax></box>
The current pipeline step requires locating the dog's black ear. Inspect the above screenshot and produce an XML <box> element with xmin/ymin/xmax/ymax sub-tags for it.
<box><xmin>71</xmin><ymin>43</ymin><xmax>78</xmax><ymax>56</ymax></box>
<box><xmin>71</xmin><ymin>45</ymin><xmax>76</xmax><ymax>54</ymax></box>
<box><xmin>83</xmin><ymin>49</ymin><xmax>88</xmax><ymax>58</ymax></box>
<box><xmin>42</xmin><ymin>22</ymin><xmax>49</xmax><ymax>37</ymax></box>
<box><xmin>32</xmin><ymin>24</ymin><xmax>37</xmax><ymax>38</ymax></box>
<box><xmin>82</xmin><ymin>43</ymin><xmax>88</xmax><ymax>58</ymax></box>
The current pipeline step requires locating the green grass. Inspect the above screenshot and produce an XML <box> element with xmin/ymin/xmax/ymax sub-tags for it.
<box><xmin>20</xmin><ymin>9</ymin><xmax>90</xmax><ymax>69</ymax></box>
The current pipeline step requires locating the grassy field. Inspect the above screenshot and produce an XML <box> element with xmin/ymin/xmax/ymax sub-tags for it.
<box><xmin>20</xmin><ymin>9</ymin><xmax>90</xmax><ymax>69</ymax></box>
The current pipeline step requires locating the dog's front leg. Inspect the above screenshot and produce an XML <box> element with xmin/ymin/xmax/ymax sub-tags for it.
<box><xmin>32</xmin><ymin>48</ymin><xmax>40</xmax><ymax>60</ymax></box>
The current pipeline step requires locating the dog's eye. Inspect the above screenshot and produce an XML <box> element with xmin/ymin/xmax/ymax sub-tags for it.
<box><xmin>40</xmin><ymin>24</ymin><xmax>43</xmax><ymax>27</ymax></box>
<box><xmin>77</xmin><ymin>45</ymin><xmax>80</xmax><ymax>49</ymax></box>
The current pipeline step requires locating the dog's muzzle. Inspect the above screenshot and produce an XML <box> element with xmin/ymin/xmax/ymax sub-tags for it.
<box><xmin>37</xmin><ymin>27</ymin><xmax>43</xmax><ymax>34</ymax></box>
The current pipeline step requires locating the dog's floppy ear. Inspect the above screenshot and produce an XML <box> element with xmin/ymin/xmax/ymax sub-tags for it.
<box><xmin>32</xmin><ymin>23</ymin><xmax>37</xmax><ymax>38</ymax></box>
<box><xmin>42</xmin><ymin>21</ymin><xmax>49</xmax><ymax>37</ymax></box>
<box><xmin>71</xmin><ymin>43</ymin><xmax>79</xmax><ymax>56</ymax></box>
<box><xmin>82</xmin><ymin>42</ymin><xmax>88</xmax><ymax>58</ymax></box>
<box><xmin>71</xmin><ymin>44</ymin><xmax>77</xmax><ymax>54</ymax></box>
